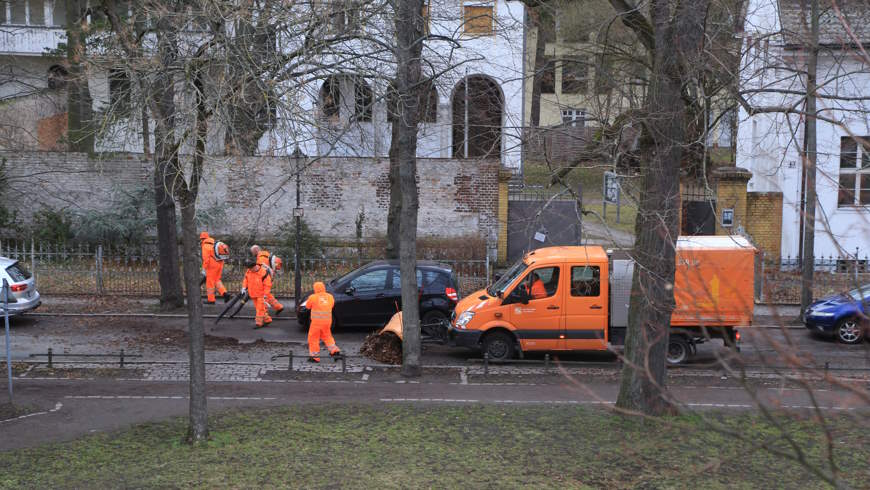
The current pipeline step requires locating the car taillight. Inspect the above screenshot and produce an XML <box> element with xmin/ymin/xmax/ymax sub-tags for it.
<box><xmin>735</xmin><ymin>330</ymin><xmax>741</xmax><ymax>342</ymax></box>
<box><xmin>445</xmin><ymin>287</ymin><xmax>458</xmax><ymax>302</ymax></box>
<box><xmin>11</xmin><ymin>284</ymin><xmax>27</xmax><ymax>292</ymax></box>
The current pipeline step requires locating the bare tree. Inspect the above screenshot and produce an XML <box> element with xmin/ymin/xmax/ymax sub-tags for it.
<box><xmin>66</xmin><ymin>0</ymin><xmax>95</xmax><ymax>153</ymax></box>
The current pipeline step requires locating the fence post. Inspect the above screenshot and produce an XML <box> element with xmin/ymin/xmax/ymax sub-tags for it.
<box><xmin>96</xmin><ymin>245</ymin><xmax>104</xmax><ymax>295</ymax></box>
<box><xmin>47</xmin><ymin>347</ymin><xmax>53</xmax><ymax>369</ymax></box>
<box><xmin>483</xmin><ymin>352</ymin><xmax>489</xmax><ymax>376</ymax></box>
<box><xmin>288</xmin><ymin>350</ymin><xmax>294</xmax><ymax>371</ymax></box>
<box><xmin>30</xmin><ymin>239</ymin><xmax>36</xmax><ymax>282</ymax></box>
<box><xmin>120</xmin><ymin>349</ymin><xmax>125</xmax><ymax>368</ymax></box>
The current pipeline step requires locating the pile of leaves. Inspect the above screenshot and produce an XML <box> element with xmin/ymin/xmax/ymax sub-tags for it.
<box><xmin>360</xmin><ymin>331</ymin><xmax>402</xmax><ymax>364</ymax></box>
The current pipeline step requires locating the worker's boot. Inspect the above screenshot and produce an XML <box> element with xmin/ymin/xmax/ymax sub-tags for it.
<box><xmin>330</xmin><ymin>350</ymin><xmax>342</xmax><ymax>362</ymax></box>
<box><xmin>308</xmin><ymin>357</ymin><xmax>320</xmax><ymax>363</ymax></box>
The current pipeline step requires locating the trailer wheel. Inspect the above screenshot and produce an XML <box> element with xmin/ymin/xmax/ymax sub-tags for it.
<box><xmin>482</xmin><ymin>331</ymin><xmax>515</xmax><ymax>361</ymax></box>
<box><xmin>666</xmin><ymin>336</ymin><xmax>691</xmax><ymax>365</ymax></box>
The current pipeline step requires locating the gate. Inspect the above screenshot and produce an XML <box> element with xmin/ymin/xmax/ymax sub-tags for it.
<box><xmin>507</xmin><ymin>186</ymin><xmax>581</xmax><ymax>262</ymax></box>
<box><xmin>681</xmin><ymin>180</ymin><xmax>716</xmax><ymax>235</ymax></box>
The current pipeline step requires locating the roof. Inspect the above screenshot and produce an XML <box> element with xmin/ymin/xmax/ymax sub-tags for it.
<box><xmin>0</xmin><ymin>257</ymin><xmax>17</xmax><ymax>267</ymax></box>
<box><xmin>676</xmin><ymin>235</ymin><xmax>755</xmax><ymax>250</ymax></box>
<box><xmin>524</xmin><ymin>246</ymin><xmax>609</xmax><ymax>263</ymax></box>
<box><xmin>778</xmin><ymin>0</ymin><xmax>870</xmax><ymax>47</ymax></box>
<box><xmin>362</xmin><ymin>260</ymin><xmax>452</xmax><ymax>270</ymax></box>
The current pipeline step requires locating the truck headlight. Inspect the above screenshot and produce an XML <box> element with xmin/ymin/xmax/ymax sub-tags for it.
<box><xmin>455</xmin><ymin>311</ymin><xmax>475</xmax><ymax>329</ymax></box>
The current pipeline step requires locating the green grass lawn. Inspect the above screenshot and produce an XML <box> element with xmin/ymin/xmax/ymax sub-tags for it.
<box><xmin>2</xmin><ymin>405</ymin><xmax>867</xmax><ymax>489</ymax></box>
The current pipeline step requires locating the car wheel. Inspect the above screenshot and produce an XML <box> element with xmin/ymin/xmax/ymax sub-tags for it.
<box><xmin>421</xmin><ymin>310</ymin><xmax>448</xmax><ymax>338</ymax></box>
<box><xmin>666</xmin><ymin>336</ymin><xmax>691</xmax><ymax>365</ymax></box>
<box><xmin>836</xmin><ymin>317</ymin><xmax>865</xmax><ymax>344</ymax></box>
<box><xmin>482</xmin><ymin>331</ymin><xmax>515</xmax><ymax>361</ymax></box>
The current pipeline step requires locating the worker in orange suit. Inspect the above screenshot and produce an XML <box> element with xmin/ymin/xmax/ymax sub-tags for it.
<box><xmin>251</xmin><ymin>244</ymin><xmax>284</xmax><ymax>315</ymax></box>
<box><xmin>307</xmin><ymin>281</ymin><xmax>341</xmax><ymax>363</ymax></box>
<box><xmin>530</xmin><ymin>272</ymin><xmax>547</xmax><ymax>299</ymax></box>
<box><xmin>242</xmin><ymin>258</ymin><xmax>272</xmax><ymax>328</ymax></box>
<box><xmin>200</xmin><ymin>231</ymin><xmax>230</xmax><ymax>304</ymax></box>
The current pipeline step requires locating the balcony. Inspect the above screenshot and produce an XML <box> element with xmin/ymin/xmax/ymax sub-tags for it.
<box><xmin>0</xmin><ymin>26</ymin><xmax>65</xmax><ymax>56</ymax></box>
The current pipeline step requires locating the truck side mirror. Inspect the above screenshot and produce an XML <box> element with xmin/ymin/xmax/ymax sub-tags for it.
<box><xmin>519</xmin><ymin>285</ymin><xmax>530</xmax><ymax>305</ymax></box>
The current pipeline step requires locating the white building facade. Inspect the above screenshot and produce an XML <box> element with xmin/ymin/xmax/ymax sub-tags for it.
<box><xmin>0</xmin><ymin>0</ymin><xmax>525</xmax><ymax>169</ymax></box>
<box><xmin>736</xmin><ymin>0</ymin><xmax>870</xmax><ymax>261</ymax></box>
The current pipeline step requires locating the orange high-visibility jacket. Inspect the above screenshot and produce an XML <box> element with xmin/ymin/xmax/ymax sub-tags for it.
<box><xmin>201</xmin><ymin>237</ymin><xmax>216</xmax><ymax>269</ymax></box>
<box><xmin>242</xmin><ymin>266</ymin><xmax>272</xmax><ymax>298</ymax></box>
<box><xmin>308</xmin><ymin>282</ymin><xmax>335</xmax><ymax>324</ymax></box>
<box><xmin>256</xmin><ymin>250</ymin><xmax>271</xmax><ymax>268</ymax></box>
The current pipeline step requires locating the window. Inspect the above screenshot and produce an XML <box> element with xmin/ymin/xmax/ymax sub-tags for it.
<box><xmin>353</xmin><ymin>78</ymin><xmax>372</xmax><ymax>122</ymax></box>
<box><xmin>463</xmin><ymin>5</ymin><xmax>493</xmax><ymax>35</ymax></box>
<box><xmin>540</xmin><ymin>56</ymin><xmax>556</xmax><ymax>94</ymax></box>
<box><xmin>561</xmin><ymin>58</ymin><xmax>588</xmax><ymax>94</ymax></box>
<box><xmin>108</xmin><ymin>69</ymin><xmax>131</xmax><ymax>116</ymax></box>
<box><xmin>571</xmin><ymin>266</ymin><xmax>600</xmax><ymax>297</ymax></box>
<box><xmin>515</xmin><ymin>266</ymin><xmax>559</xmax><ymax>300</ymax></box>
<box><xmin>839</xmin><ymin>136</ymin><xmax>870</xmax><ymax>206</ymax></box>
<box><xmin>10</xmin><ymin>1</ymin><xmax>26</xmax><ymax>25</ymax></box>
<box><xmin>561</xmin><ymin>109</ymin><xmax>585</xmax><ymax>128</ymax></box>
<box><xmin>320</xmin><ymin>77</ymin><xmax>340</xmax><ymax>120</ymax></box>
<box><xmin>5</xmin><ymin>262</ymin><xmax>31</xmax><ymax>282</ymax></box>
<box><xmin>350</xmin><ymin>269</ymin><xmax>388</xmax><ymax>292</ymax></box>
<box><xmin>52</xmin><ymin>0</ymin><xmax>67</xmax><ymax>26</ymax></box>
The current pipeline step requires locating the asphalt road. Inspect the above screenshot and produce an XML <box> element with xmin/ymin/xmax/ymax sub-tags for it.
<box><xmin>2</xmin><ymin>375</ymin><xmax>868</xmax><ymax>451</ymax></box>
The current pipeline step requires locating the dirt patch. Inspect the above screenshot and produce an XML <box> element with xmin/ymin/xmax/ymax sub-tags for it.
<box><xmin>38</xmin><ymin>296</ymin><xmax>166</xmax><ymax>315</ymax></box>
<box><xmin>26</xmin><ymin>367</ymin><xmax>146</xmax><ymax>379</ymax></box>
<box><xmin>360</xmin><ymin>331</ymin><xmax>402</xmax><ymax>364</ymax></box>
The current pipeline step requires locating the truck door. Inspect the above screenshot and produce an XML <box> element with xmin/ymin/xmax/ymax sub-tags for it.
<box><xmin>505</xmin><ymin>265</ymin><xmax>564</xmax><ymax>352</ymax></box>
<box><xmin>563</xmin><ymin>263</ymin><xmax>608</xmax><ymax>350</ymax></box>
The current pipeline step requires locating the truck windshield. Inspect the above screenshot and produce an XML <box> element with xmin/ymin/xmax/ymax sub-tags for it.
<box><xmin>487</xmin><ymin>258</ymin><xmax>527</xmax><ymax>297</ymax></box>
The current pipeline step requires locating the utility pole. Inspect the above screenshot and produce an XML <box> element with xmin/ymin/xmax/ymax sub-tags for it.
<box><xmin>292</xmin><ymin>146</ymin><xmax>305</xmax><ymax>308</ymax></box>
<box><xmin>800</xmin><ymin>0</ymin><xmax>819</xmax><ymax>315</ymax></box>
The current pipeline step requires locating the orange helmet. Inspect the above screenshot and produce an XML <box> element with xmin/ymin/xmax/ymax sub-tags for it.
<box><xmin>214</xmin><ymin>241</ymin><xmax>230</xmax><ymax>260</ymax></box>
<box><xmin>199</xmin><ymin>231</ymin><xmax>210</xmax><ymax>240</ymax></box>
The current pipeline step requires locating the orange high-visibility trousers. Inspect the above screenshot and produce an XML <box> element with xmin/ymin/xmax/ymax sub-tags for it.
<box><xmin>205</xmin><ymin>261</ymin><xmax>226</xmax><ymax>303</ymax></box>
<box><xmin>265</xmin><ymin>293</ymin><xmax>283</xmax><ymax>312</ymax></box>
<box><xmin>252</xmin><ymin>297</ymin><xmax>272</xmax><ymax>327</ymax></box>
<box><xmin>308</xmin><ymin>321</ymin><xmax>340</xmax><ymax>360</ymax></box>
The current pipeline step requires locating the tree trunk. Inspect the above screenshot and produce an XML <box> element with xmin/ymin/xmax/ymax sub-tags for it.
<box><xmin>386</xmin><ymin>118</ymin><xmax>402</xmax><ymax>259</ymax></box>
<box><xmin>152</xmin><ymin>29</ymin><xmax>184</xmax><ymax>310</ymax></box>
<box><xmin>66</xmin><ymin>0</ymin><xmax>94</xmax><ymax>153</ymax></box>
<box><xmin>614</xmin><ymin>0</ymin><xmax>709</xmax><ymax>416</ymax></box>
<box><xmin>800</xmin><ymin>0</ymin><xmax>819</xmax><ymax>315</ymax></box>
<box><xmin>528</xmin><ymin>7</ymin><xmax>548</xmax><ymax>128</ymax></box>
<box><xmin>180</xmin><ymin>199</ymin><xmax>208</xmax><ymax>443</ymax></box>
<box><xmin>394</xmin><ymin>0</ymin><xmax>425</xmax><ymax>377</ymax></box>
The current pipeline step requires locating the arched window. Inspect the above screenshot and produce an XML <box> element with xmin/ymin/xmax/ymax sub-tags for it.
<box><xmin>47</xmin><ymin>65</ymin><xmax>69</xmax><ymax>90</ymax></box>
<box><xmin>319</xmin><ymin>76</ymin><xmax>341</xmax><ymax>120</ymax></box>
<box><xmin>452</xmin><ymin>76</ymin><xmax>503</xmax><ymax>159</ymax></box>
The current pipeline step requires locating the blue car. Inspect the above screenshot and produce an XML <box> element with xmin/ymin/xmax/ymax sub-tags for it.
<box><xmin>804</xmin><ymin>284</ymin><xmax>870</xmax><ymax>344</ymax></box>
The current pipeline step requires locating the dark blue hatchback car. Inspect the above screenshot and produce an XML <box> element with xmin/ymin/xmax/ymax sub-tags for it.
<box><xmin>803</xmin><ymin>284</ymin><xmax>870</xmax><ymax>344</ymax></box>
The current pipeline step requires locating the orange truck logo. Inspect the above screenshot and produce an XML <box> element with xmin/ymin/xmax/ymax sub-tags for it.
<box><xmin>448</xmin><ymin>236</ymin><xmax>756</xmax><ymax>365</ymax></box>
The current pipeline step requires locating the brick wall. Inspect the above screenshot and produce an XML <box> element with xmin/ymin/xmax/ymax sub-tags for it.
<box><xmin>746</xmin><ymin>191</ymin><xmax>783</xmax><ymax>262</ymax></box>
<box><xmin>714</xmin><ymin>167</ymin><xmax>752</xmax><ymax>235</ymax></box>
<box><xmin>0</xmin><ymin>151</ymin><xmax>501</xmax><ymax>248</ymax></box>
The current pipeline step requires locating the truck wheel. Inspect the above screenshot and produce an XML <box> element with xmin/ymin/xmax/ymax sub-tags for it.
<box><xmin>666</xmin><ymin>336</ymin><xmax>690</xmax><ymax>365</ymax></box>
<box><xmin>836</xmin><ymin>317</ymin><xmax>865</xmax><ymax>344</ymax></box>
<box><xmin>482</xmin><ymin>331</ymin><xmax>515</xmax><ymax>361</ymax></box>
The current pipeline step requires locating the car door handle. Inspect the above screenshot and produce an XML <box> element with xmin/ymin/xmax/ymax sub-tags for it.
<box><xmin>589</xmin><ymin>305</ymin><xmax>603</xmax><ymax>310</ymax></box>
<box><xmin>375</xmin><ymin>293</ymin><xmax>386</xmax><ymax>298</ymax></box>
<box><xmin>547</xmin><ymin>305</ymin><xmax>560</xmax><ymax>310</ymax></box>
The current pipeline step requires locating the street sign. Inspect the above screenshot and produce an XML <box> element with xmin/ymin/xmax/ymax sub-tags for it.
<box><xmin>293</xmin><ymin>207</ymin><xmax>304</xmax><ymax>218</ymax></box>
<box><xmin>603</xmin><ymin>171</ymin><xmax>621</xmax><ymax>223</ymax></box>
<box><xmin>721</xmin><ymin>208</ymin><xmax>734</xmax><ymax>228</ymax></box>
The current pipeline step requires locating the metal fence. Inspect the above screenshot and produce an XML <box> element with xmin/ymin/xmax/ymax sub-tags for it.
<box><xmin>759</xmin><ymin>253</ymin><xmax>870</xmax><ymax>304</ymax></box>
<box><xmin>0</xmin><ymin>240</ymin><xmax>490</xmax><ymax>297</ymax></box>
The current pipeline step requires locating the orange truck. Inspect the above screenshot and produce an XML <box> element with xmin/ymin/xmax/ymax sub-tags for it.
<box><xmin>448</xmin><ymin>236</ymin><xmax>756</xmax><ymax>365</ymax></box>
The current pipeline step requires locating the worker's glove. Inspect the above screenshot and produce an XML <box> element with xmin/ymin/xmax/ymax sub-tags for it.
<box><xmin>240</xmin><ymin>288</ymin><xmax>247</xmax><ymax>296</ymax></box>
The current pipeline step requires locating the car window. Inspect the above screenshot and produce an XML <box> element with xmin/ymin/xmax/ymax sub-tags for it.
<box><xmin>571</xmin><ymin>266</ymin><xmax>600</xmax><ymax>297</ymax></box>
<box><xmin>5</xmin><ymin>263</ymin><xmax>31</xmax><ymax>282</ymax></box>
<box><xmin>514</xmin><ymin>266</ymin><xmax>559</xmax><ymax>300</ymax></box>
<box><xmin>350</xmin><ymin>269</ymin><xmax>388</xmax><ymax>292</ymax></box>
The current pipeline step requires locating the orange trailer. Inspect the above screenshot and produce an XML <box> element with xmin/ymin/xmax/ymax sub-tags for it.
<box><xmin>448</xmin><ymin>236</ymin><xmax>757</xmax><ymax>364</ymax></box>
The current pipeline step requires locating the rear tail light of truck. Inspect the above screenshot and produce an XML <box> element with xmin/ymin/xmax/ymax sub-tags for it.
<box><xmin>735</xmin><ymin>330</ymin><xmax>741</xmax><ymax>342</ymax></box>
<box><xmin>445</xmin><ymin>287</ymin><xmax>458</xmax><ymax>302</ymax></box>
<box><xmin>11</xmin><ymin>284</ymin><xmax>27</xmax><ymax>293</ymax></box>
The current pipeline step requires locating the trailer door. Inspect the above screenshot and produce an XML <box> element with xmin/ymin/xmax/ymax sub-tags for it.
<box><xmin>563</xmin><ymin>263</ymin><xmax>608</xmax><ymax>350</ymax></box>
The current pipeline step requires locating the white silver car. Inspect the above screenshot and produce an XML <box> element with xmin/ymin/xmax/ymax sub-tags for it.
<box><xmin>0</xmin><ymin>257</ymin><xmax>41</xmax><ymax>316</ymax></box>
